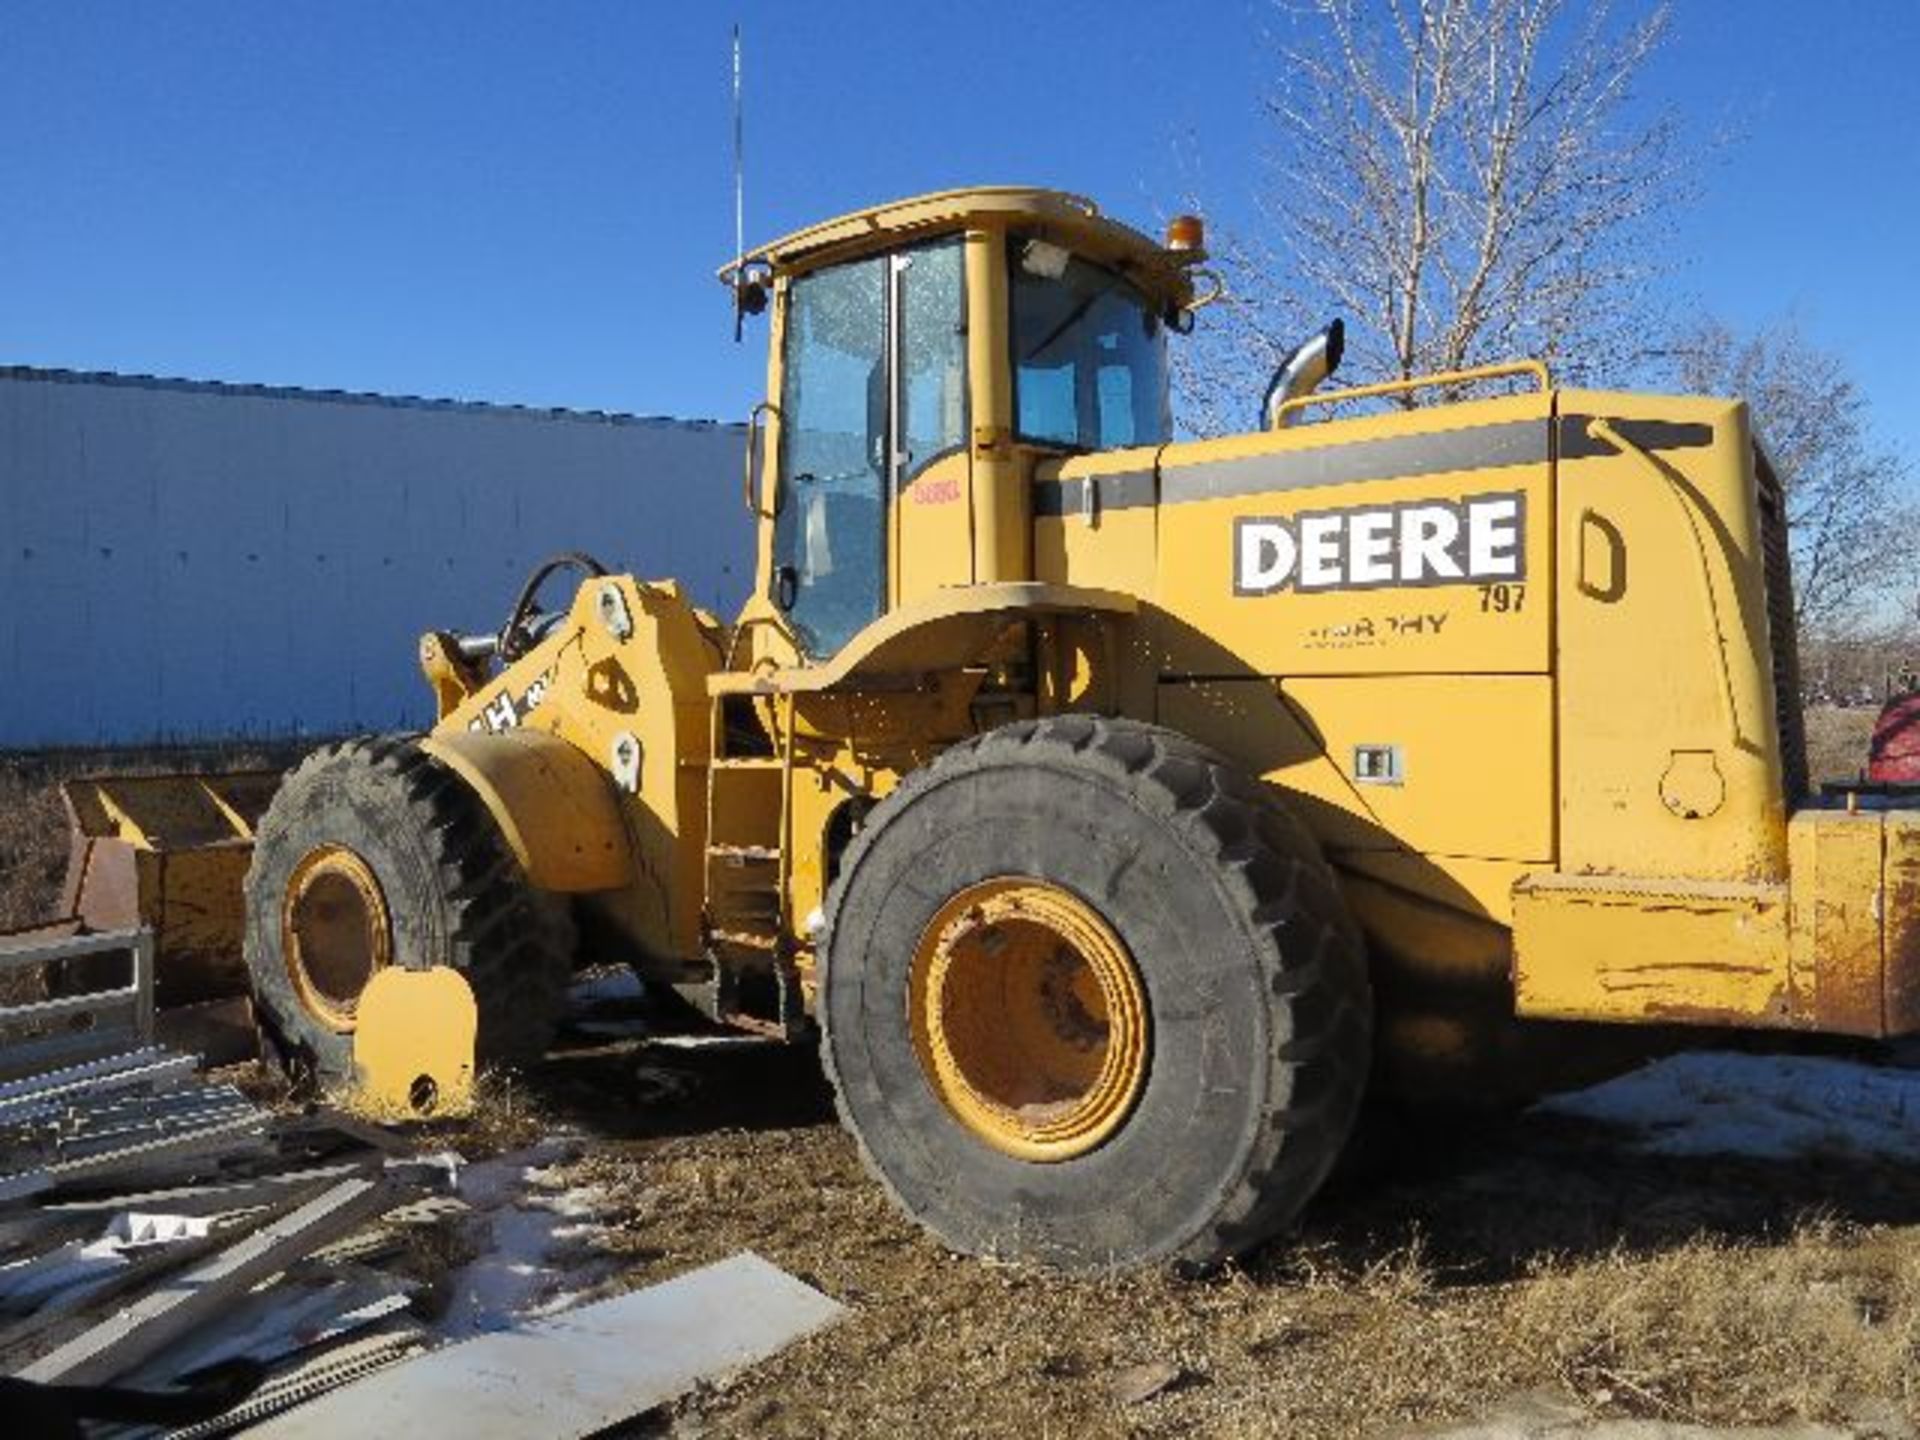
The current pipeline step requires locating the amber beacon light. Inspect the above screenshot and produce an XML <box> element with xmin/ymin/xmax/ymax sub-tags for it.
<box><xmin>1164</xmin><ymin>213</ymin><xmax>1205</xmax><ymax>253</ymax></box>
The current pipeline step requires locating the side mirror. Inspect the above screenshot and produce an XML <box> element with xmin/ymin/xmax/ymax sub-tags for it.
<box><xmin>724</xmin><ymin>259</ymin><xmax>772</xmax><ymax>343</ymax></box>
<box><xmin>1262</xmin><ymin>319</ymin><xmax>1345</xmax><ymax>430</ymax></box>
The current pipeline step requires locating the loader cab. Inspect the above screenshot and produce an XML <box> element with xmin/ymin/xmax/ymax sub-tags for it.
<box><xmin>729</xmin><ymin>188</ymin><xmax>1195</xmax><ymax>667</ymax></box>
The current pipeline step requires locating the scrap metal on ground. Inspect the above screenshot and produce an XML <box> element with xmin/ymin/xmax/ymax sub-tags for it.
<box><xmin>0</xmin><ymin>1042</ymin><xmax>441</xmax><ymax>1432</ymax></box>
<box><xmin>0</xmin><ymin>981</ymin><xmax>841</xmax><ymax>1436</ymax></box>
<box><xmin>248</xmin><ymin>1252</ymin><xmax>843</xmax><ymax>1439</ymax></box>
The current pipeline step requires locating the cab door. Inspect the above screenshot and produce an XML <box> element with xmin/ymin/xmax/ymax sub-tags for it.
<box><xmin>890</xmin><ymin>238</ymin><xmax>972</xmax><ymax>603</ymax></box>
<box><xmin>771</xmin><ymin>254</ymin><xmax>890</xmax><ymax>659</ymax></box>
<box><xmin>770</xmin><ymin>239</ymin><xmax>973</xmax><ymax>660</ymax></box>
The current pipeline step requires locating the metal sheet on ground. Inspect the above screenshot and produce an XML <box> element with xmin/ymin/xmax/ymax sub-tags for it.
<box><xmin>250</xmin><ymin>1252</ymin><xmax>845</xmax><ymax>1439</ymax></box>
<box><xmin>18</xmin><ymin>1177</ymin><xmax>396</xmax><ymax>1384</ymax></box>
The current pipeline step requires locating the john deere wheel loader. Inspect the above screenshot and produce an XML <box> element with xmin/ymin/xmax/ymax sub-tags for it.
<box><xmin>87</xmin><ymin>188</ymin><xmax>1920</xmax><ymax>1271</ymax></box>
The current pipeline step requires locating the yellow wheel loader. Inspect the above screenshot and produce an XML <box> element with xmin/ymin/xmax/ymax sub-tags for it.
<box><xmin>56</xmin><ymin>187</ymin><xmax>1920</xmax><ymax>1271</ymax></box>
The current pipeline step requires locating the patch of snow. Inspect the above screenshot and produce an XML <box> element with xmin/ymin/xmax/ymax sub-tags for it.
<box><xmin>542</xmin><ymin>1184</ymin><xmax>610</xmax><ymax>1219</ymax></box>
<box><xmin>440</xmin><ymin>1199</ymin><xmax>574</xmax><ymax>1340</ymax></box>
<box><xmin>1536</xmin><ymin>1051</ymin><xmax>1920</xmax><ymax>1163</ymax></box>
<box><xmin>524</xmin><ymin>1283</ymin><xmax>607</xmax><ymax>1320</ymax></box>
<box><xmin>568</xmin><ymin>967</ymin><xmax>645</xmax><ymax>1007</ymax></box>
<box><xmin>451</xmin><ymin>1137</ymin><xmax>575</xmax><ymax>1210</ymax></box>
<box><xmin>437</xmin><ymin>1140</ymin><xmax>616</xmax><ymax>1340</ymax></box>
<box><xmin>644</xmin><ymin>1032</ymin><xmax>774</xmax><ymax>1051</ymax></box>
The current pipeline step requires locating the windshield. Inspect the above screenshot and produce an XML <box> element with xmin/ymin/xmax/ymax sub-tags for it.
<box><xmin>1008</xmin><ymin>238</ymin><xmax>1171</xmax><ymax>452</ymax></box>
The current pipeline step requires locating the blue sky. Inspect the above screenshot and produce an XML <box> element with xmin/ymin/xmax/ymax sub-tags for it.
<box><xmin>2</xmin><ymin>1</ymin><xmax>1914</xmax><ymax>461</ymax></box>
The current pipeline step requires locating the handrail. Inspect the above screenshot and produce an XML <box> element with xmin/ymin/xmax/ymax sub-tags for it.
<box><xmin>743</xmin><ymin>400</ymin><xmax>777</xmax><ymax>517</ymax></box>
<box><xmin>1275</xmin><ymin>358</ymin><xmax>1551</xmax><ymax>422</ymax></box>
<box><xmin>1181</xmin><ymin>268</ymin><xmax>1227</xmax><ymax>315</ymax></box>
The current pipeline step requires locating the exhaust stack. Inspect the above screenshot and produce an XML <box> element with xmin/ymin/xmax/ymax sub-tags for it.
<box><xmin>1262</xmin><ymin>319</ymin><xmax>1346</xmax><ymax>430</ymax></box>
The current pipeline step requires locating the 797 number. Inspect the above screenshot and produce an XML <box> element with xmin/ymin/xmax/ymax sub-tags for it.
<box><xmin>1478</xmin><ymin>583</ymin><xmax>1526</xmax><ymax>613</ymax></box>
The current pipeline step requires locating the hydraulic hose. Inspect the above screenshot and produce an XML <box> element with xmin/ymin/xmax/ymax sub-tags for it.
<box><xmin>497</xmin><ymin>551</ymin><xmax>611</xmax><ymax>663</ymax></box>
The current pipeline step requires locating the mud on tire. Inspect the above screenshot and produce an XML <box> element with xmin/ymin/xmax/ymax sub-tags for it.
<box><xmin>819</xmin><ymin>715</ymin><xmax>1371</xmax><ymax>1273</ymax></box>
<box><xmin>243</xmin><ymin>735</ymin><xmax>574</xmax><ymax>1084</ymax></box>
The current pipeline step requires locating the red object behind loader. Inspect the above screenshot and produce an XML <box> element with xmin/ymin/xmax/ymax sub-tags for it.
<box><xmin>1867</xmin><ymin>693</ymin><xmax>1920</xmax><ymax>783</ymax></box>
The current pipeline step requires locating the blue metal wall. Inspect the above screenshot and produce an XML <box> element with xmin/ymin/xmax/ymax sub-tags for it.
<box><xmin>0</xmin><ymin>368</ymin><xmax>748</xmax><ymax>747</ymax></box>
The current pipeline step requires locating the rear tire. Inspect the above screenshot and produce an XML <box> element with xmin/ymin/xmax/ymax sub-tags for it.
<box><xmin>820</xmin><ymin>715</ymin><xmax>1371</xmax><ymax>1272</ymax></box>
<box><xmin>243</xmin><ymin>735</ymin><xmax>573</xmax><ymax>1085</ymax></box>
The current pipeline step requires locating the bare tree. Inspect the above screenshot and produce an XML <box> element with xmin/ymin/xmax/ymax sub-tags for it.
<box><xmin>1180</xmin><ymin>0</ymin><xmax>1685</xmax><ymax>433</ymax></box>
<box><xmin>1670</xmin><ymin>319</ymin><xmax>1914</xmax><ymax>637</ymax></box>
<box><xmin>1798</xmin><ymin>627</ymin><xmax>1920</xmax><ymax>710</ymax></box>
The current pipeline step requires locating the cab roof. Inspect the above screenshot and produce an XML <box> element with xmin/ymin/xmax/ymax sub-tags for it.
<box><xmin>720</xmin><ymin>185</ymin><xmax>1196</xmax><ymax>309</ymax></box>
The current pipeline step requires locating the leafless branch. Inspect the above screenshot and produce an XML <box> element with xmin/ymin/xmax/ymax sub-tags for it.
<box><xmin>1667</xmin><ymin>318</ymin><xmax>1916</xmax><ymax>635</ymax></box>
<box><xmin>1177</xmin><ymin>0</ymin><xmax>1689</xmax><ymax>435</ymax></box>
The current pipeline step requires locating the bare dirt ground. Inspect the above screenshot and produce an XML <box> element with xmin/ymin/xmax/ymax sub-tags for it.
<box><xmin>4</xmin><ymin>712</ymin><xmax>1916</xmax><ymax>1436</ymax></box>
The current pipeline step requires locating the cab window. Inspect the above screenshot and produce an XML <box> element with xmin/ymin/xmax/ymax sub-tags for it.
<box><xmin>1008</xmin><ymin>239</ymin><xmax>1170</xmax><ymax>452</ymax></box>
<box><xmin>897</xmin><ymin>240</ymin><xmax>968</xmax><ymax>485</ymax></box>
<box><xmin>773</xmin><ymin>255</ymin><xmax>888</xmax><ymax>659</ymax></box>
<box><xmin>771</xmin><ymin>237</ymin><xmax>968</xmax><ymax>659</ymax></box>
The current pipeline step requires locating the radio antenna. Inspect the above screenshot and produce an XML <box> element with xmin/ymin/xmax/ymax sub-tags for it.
<box><xmin>731</xmin><ymin>23</ymin><xmax>746</xmax><ymax>342</ymax></box>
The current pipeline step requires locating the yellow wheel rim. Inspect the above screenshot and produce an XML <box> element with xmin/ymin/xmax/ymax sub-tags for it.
<box><xmin>908</xmin><ymin>877</ymin><xmax>1149</xmax><ymax>1162</ymax></box>
<box><xmin>282</xmin><ymin>845</ymin><xmax>393</xmax><ymax>1032</ymax></box>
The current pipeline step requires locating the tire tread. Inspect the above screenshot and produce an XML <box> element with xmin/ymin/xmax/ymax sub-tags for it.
<box><xmin>819</xmin><ymin>714</ymin><xmax>1371</xmax><ymax>1272</ymax></box>
<box><xmin>244</xmin><ymin>734</ymin><xmax>573</xmax><ymax>1079</ymax></box>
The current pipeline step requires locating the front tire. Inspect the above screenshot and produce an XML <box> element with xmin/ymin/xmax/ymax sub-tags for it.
<box><xmin>820</xmin><ymin>715</ymin><xmax>1371</xmax><ymax>1272</ymax></box>
<box><xmin>243</xmin><ymin>736</ymin><xmax>573</xmax><ymax>1085</ymax></box>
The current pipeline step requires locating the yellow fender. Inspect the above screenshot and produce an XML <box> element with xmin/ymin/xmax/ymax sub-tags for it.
<box><xmin>421</xmin><ymin>729</ymin><xmax>634</xmax><ymax>892</ymax></box>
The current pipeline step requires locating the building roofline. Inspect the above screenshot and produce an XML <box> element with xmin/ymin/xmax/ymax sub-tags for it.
<box><xmin>0</xmin><ymin>364</ymin><xmax>739</xmax><ymax>432</ymax></box>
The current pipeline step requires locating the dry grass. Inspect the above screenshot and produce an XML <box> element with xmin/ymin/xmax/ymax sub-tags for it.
<box><xmin>1804</xmin><ymin>704</ymin><xmax>1876</xmax><ymax>787</ymax></box>
<box><xmin>0</xmin><ymin>762</ymin><xmax>72</xmax><ymax>931</ymax></box>
<box><xmin>1508</xmin><ymin>1225</ymin><xmax>1920</xmax><ymax>1425</ymax></box>
<box><xmin>515</xmin><ymin>1042</ymin><xmax>1920</xmax><ymax>1438</ymax></box>
<box><xmin>395</xmin><ymin>1068</ymin><xmax>557</xmax><ymax>1159</ymax></box>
